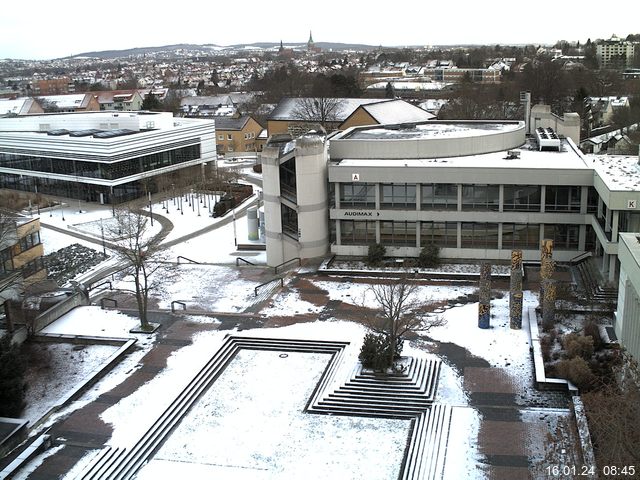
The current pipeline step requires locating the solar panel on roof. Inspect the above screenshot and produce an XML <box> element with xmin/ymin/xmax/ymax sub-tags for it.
<box><xmin>47</xmin><ymin>129</ymin><xmax>69</xmax><ymax>136</ymax></box>
<box><xmin>92</xmin><ymin>129</ymin><xmax>137</xmax><ymax>139</ymax></box>
<box><xmin>69</xmin><ymin>129</ymin><xmax>102</xmax><ymax>137</ymax></box>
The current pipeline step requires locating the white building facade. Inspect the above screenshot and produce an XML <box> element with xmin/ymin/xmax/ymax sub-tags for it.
<box><xmin>263</xmin><ymin>120</ymin><xmax>640</xmax><ymax>287</ymax></box>
<box><xmin>0</xmin><ymin>111</ymin><xmax>216</xmax><ymax>203</ymax></box>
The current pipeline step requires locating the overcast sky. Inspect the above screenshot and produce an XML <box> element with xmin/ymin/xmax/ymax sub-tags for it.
<box><xmin>1</xmin><ymin>0</ymin><xmax>637</xmax><ymax>60</ymax></box>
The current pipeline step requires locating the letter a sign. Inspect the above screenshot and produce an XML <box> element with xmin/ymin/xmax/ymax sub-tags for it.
<box><xmin>352</xmin><ymin>173</ymin><xmax>360</xmax><ymax>181</ymax></box>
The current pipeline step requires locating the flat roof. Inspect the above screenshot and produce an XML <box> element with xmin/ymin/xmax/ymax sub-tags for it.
<box><xmin>342</xmin><ymin>121</ymin><xmax>522</xmax><ymax>140</ymax></box>
<box><xmin>334</xmin><ymin>138</ymin><xmax>590</xmax><ymax>171</ymax></box>
<box><xmin>590</xmin><ymin>154</ymin><xmax>640</xmax><ymax>191</ymax></box>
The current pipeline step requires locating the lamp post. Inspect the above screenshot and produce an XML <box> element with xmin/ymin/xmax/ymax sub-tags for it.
<box><xmin>232</xmin><ymin>209</ymin><xmax>237</xmax><ymax>246</ymax></box>
<box><xmin>148</xmin><ymin>191</ymin><xmax>154</xmax><ymax>226</ymax></box>
<box><xmin>100</xmin><ymin>218</ymin><xmax>106</xmax><ymax>258</ymax></box>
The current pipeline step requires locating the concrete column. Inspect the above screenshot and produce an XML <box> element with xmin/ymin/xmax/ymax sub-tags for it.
<box><xmin>578</xmin><ymin>224</ymin><xmax>586</xmax><ymax>251</ymax></box>
<box><xmin>597</xmin><ymin>197</ymin><xmax>603</xmax><ymax>219</ymax></box>
<box><xmin>375</xmin><ymin>183</ymin><xmax>381</xmax><ymax>210</ymax></box>
<box><xmin>334</xmin><ymin>183</ymin><xmax>340</xmax><ymax>209</ymax></box>
<box><xmin>478</xmin><ymin>262</ymin><xmax>491</xmax><ymax>329</ymax></box>
<box><xmin>510</xmin><ymin>249</ymin><xmax>523</xmax><ymax>329</ymax></box>
<box><xmin>498</xmin><ymin>185</ymin><xmax>504</xmax><ymax>213</ymax></box>
<box><xmin>542</xmin><ymin>279</ymin><xmax>556</xmax><ymax>330</ymax></box>
<box><xmin>605</xmin><ymin>207</ymin><xmax>612</xmax><ymax>233</ymax></box>
<box><xmin>540</xmin><ymin>239</ymin><xmax>554</xmax><ymax>313</ymax></box>
<box><xmin>580</xmin><ymin>186</ymin><xmax>589</xmax><ymax>214</ymax></box>
<box><xmin>498</xmin><ymin>223</ymin><xmax>503</xmax><ymax>250</ymax></box>
<box><xmin>540</xmin><ymin>185</ymin><xmax>546</xmax><ymax>213</ymax></box>
<box><xmin>415</xmin><ymin>183</ymin><xmax>421</xmax><ymax>212</ymax></box>
<box><xmin>457</xmin><ymin>184</ymin><xmax>462</xmax><ymax>212</ymax></box>
<box><xmin>609</xmin><ymin>255</ymin><xmax>617</xmax><ymax>283</ymax></box>
<box><xmin>456</xmin><ymin>222</ymin><xmax>462</xmax><ymax>249</ymax></box>
<box><xmin>376</xmin><ymin>220</ymin><xmax>381</xmax><ymax>244</ymax></box>
<box><xmin>612</xmin><ymin>211</ymin><xmax>619</xmax><ymax>240</ymax></box>
<box><xmin>335</xmin><ymin>220</ymin><xmax>341</xmax><ymax>245</ymax></box>
<box><xmin>416</xmin><ymin>221</ymin><xmax>421</xmax><ymax>249</ymax></box>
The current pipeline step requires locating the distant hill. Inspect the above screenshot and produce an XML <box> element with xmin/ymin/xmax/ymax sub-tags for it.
<box><xmin>69</xmin><ymin>41</ymin><xmax>379</xmax><ymax>59</ymax></box>
<box><xmin>69</xmin><ymin>44</ymin><xmax>228</xmax><ymax>59</ymax></box>
<box><xmin>228</xmin><ymin>42</ymin><xmax>379</xmax><ymax>51</ymax></box>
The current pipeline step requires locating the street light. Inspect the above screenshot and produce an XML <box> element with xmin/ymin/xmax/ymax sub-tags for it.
<box><xmin>100</xmin><ymin>218</ymin><xmax>106</xmax><ymax>257</ymax></box>
<box><xmin>232</xmin><ymin>209</ymin><xmax>237</xmax><ymax>246</ymax></box>
<box><xmin>148</xmin><ymin>191</ymin><xmax>154</xmax><ymax>226</ymax></box>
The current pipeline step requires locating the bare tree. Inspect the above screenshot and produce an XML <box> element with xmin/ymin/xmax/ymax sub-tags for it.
<box><xmin>362</xmin><ymin>275</ymin><xmax>446</xmax><ymax>368</ymax></box>
<box><xmin>109</xmin><ymin>207</ymin><xmax>163</xmax><ymax>329</ymax></box>
<box><xmin>291</xmin><ymin>97</ymin><xmax>345</xmax><ymax>131</ymax></box>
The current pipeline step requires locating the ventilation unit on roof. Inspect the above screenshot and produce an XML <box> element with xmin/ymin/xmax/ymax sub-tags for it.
<box><xmin>535</xmin><ymin>127</ymin><xmax>561</xmax><ymax>151</ymax></box>
<box><xmin>505</xmin><ymin>150</ymin><xmax>520</xmax><ymax>159</ymax></box>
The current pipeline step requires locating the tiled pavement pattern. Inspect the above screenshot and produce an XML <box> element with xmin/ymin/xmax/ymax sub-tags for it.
<box><xmin>12</xmin><ymin>312</ymin><xmax>221</xmax><ymax>479</ymax></box>
<box><xmin>7</xmin><ymin>273</ymin><xmax>583</xmax><ymax>479</ymax></box>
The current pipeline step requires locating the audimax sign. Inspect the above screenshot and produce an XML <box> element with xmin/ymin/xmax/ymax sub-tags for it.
<box><xmin>343</xmin><ymin>211</ymin><xmax>380</xmax><ymax>217</ymax></box>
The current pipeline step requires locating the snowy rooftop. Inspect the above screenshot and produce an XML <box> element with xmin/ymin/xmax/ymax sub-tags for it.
<box><xmin>268</xmin><ymin>97</ymin><xmax>390</xmax><ymax>122</ymax></box>
<box><xmin>342</xmin><ymin>120</ymin><xmax>522</xmax><ymax>140</ymax></box>
<box><xmin>590</xmin><ymin>154</ymin><xmax>640</xmax><ymax>191</ymax></box>
<box><xmin>366</xmin><ymin>81</ymin><xmax>449</xmax><ymax>91</ymax></box>
<box><xmin>358</xmin><ymin>99</ymin><xmax>435</xmax><ymax>124</ymax></box>
<box><xmin>335</xmin><ymin>138</ymin><xmax>590</xmax><ymax>171</ymax></box>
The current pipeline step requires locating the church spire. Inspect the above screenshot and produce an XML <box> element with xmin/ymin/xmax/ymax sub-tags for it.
<box><xmin>308</xmin><ymin>30</ymin><xmax>314</xmax><ymax>45</ymax></box>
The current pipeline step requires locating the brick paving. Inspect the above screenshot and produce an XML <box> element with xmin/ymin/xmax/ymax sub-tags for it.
<box><xmin>9</xmin><ymin>270</ymin><xmax>583</xmax><ymax>478</ymax></box>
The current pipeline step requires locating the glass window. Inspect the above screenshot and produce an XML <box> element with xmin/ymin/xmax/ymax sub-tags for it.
<box><xmin>502</xmin><ymin>223</ymin><xmax>540</xmax><ymax>249</ymax></box>
<box><xmin>461</xmin><ymin>184</ymin><xmax>499</xmax><ymax>211</ymax></box>
<box><xmin>545</xmin><ymin>224</ymin><xmax>579</xmax><ymax>250</ymax></box>
<box><xmin>279</xmin><ymin>157</ymin><xmax>296</xmax><ymax>202</ymax></box>
<box><xmin>421</xmin><ymin>221</ymin><xmax>457</xmax><ymax>248</ymax></box>
<box><xmin>339</xmin><ymin>183</ymin><xmax>375</xmax><ymax>208</ymax></box>
<box><xmin>461</xmin><ymin>223</ymin><xmax>499</xmax><ymax>249</ymax></box>
<box><xmin>545</xmin><ymin>186</ymin><xmax>581</xmax><ymax>212</ymax></box>
<box><xmin>503</xmin><ymin>185</ymin><xmax>541</xmax><ymax>211</ymax></box>
<box><xmin>281</xmin><ymin>204</ymin><xmax>298</xmax><ymax>239</ymax></box>
<box><xmin>380</xmin><ymin>221</ymin><xmax>416</xmax><ymax>246</ymax></box>
<box><xmin>421</xmin><ymin>183</ymin><xmax>457</xmax><ymax>210</ymax></box>
<box><xmin>341</xmin><ymin>220</ymin><xmax>376</xmax><ymax>245</ymax></box>
<box><xmin>381</xmin><ymin>183</ymin><xmax>416</xmax><ymax>209</ymax></box>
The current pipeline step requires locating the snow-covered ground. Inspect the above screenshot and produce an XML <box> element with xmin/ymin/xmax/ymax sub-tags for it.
<box><xmin>41</xmin><ymin>306</ymin><xmax>142</xmax><ymax>338</ymax></box>
<box><xmin>22</xmin><ymin>342</ymin><xmax>118</xmax><ymax>426</ymax></box>
<box><xmin>139</xmin><ymin>349</ymin><xmax>410</xmax><ymax>480</ymax></box>
<box><xmin>427</xmin><ymin>292</ymin><xmax>537</xmax><ymax>372</ymax></box>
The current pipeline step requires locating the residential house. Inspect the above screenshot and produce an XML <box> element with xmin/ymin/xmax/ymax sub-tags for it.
<box><xmin>37</xmin><ymin>93</ymin><xmax>100</xmax><ymax>113</ymax></box>
<box><xmin>94</xmin><ymin>90</ymin><xmax>144</xmax><ymax>111</ymax></box>
<box><xmin>267</xmin><ymin>97</ymin><xmax>400</xmax><ymax>137</ymax></box>
<box><xmin>339</xmin><ymin>99</ymin><xmax>435</xmax><ymax>130</ymax></box>
<box><xmin>0</xmin><ymin>98</ymin><xmax>44</xmax><ymax>116</ymax></box>
<box><xmin>0</xmin><ymin>213</ymin><xmax>46</xmax><ymax>297</ymax></box>
<box><xmin>213</xmin><ymin>115</ymin><xmax>263</xmax><ymax>155</ymax></box>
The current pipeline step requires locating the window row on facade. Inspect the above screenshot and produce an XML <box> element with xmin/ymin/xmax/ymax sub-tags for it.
<box><xmin>336</xmin><ymin>220</ymin><xmax>594</xmax><ymax>251</ymax></box>
<box><xmin>0</xmin><ymin>144</ymin><xmax>200</xmax><ymax>180</ymax></box>
<box><xmin>335</xmin><ymin>183</ymin><xmax>598</xmax><ymax>213</ymax></box>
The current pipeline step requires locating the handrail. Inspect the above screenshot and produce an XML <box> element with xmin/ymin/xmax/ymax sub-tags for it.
<box><xmin>171</xmin><ymin>301</ymin><xmax>187</xmax><ymax>312</ymax></box>
<box><xmin>88</xmin><ymin>281</ymin><xmax>112</xmax><ymax>292</ymax></box>
<box><xmin>274</xmin><ymin>257</ymin><xmax>301</xmax><ymax>274</ymax></box>
<box><xmin>254</xmin><ymin>277</ymin><xmax>284</xmax><ymax>297</ymax></box>
<box><xmin>100</xmin><ymin>298</ymin><xmax>117</xmax><ymax>309</ymax></box>
<box><xmin>177</xmin><ymin>256</ymin><xmax>201</xmax><ymax>265</ymax></box>
<box><xmin>236</xmin><ymin>257</ymin><xmax>256</xmax><ymax>266</ymax></box>
<box><xmin>569</xmin><ymin>251</ymin><xmax>593</xmax><ymax>265</ymax></box>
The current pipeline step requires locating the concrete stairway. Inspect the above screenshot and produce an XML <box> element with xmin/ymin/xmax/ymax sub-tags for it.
<box><xmin>75</xmin><ymin>336</ymin><xmax>348</xmax><ymax>480</ymax></box>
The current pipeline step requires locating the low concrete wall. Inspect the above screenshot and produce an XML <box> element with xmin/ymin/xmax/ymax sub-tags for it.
<box><xmin>33</xmin><ymin>291</ymin><xmax>89</xmax><ymax>333</ymax></box>
<box><xmin>0</xmin><ymin>417</ymin><xmax>28</xmax><ymax>458</ymax></box>
<box><xmin>527</xmin><ymin>307</ymin><xmax>578</xmax><ymax>392</ymax></box>
<box><xmin>28</xmin><ymin>336</ymin><xmax>137</xmax><ymax>431</ymax></box>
